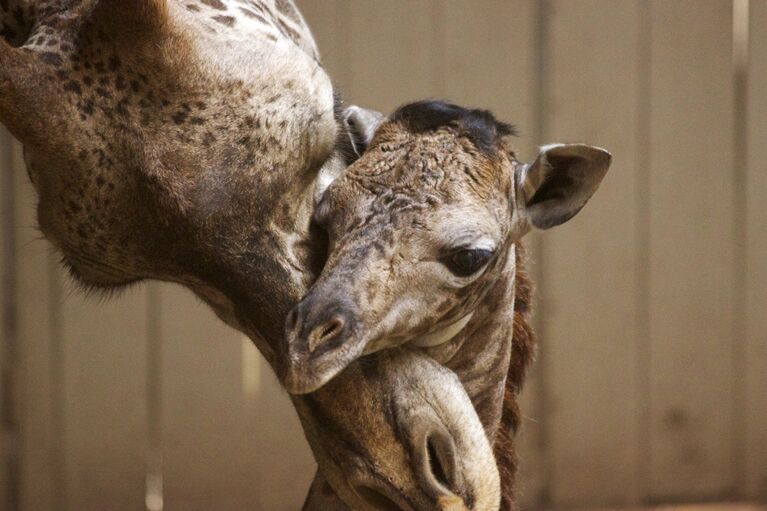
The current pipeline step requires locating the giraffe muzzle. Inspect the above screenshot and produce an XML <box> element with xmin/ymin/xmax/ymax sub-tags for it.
<box><xmin>281</xmin><ymin>294</ymin><xmax>366</xmax><ymax>394</ymax></box>
<box><xmin>297</xmin><ymin>348</ymin><xmax>501</xmax><ymax>511</ymax></box>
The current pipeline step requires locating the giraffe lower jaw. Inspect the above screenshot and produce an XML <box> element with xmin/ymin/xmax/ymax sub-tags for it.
<box><xmin>411</xmin><ymin>313</ymin><xmax>474</xmax><ymax>348</ymax></box>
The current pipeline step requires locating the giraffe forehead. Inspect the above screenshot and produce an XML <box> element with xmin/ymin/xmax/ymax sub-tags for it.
<box><xmin>347</xmin><ymin>135</ymin><xmax>509</xmax><ymax>210</ymax></box>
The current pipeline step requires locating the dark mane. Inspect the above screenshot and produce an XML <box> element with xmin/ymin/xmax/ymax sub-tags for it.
<box><xmin>390</xmin><ymin>100</ymin><xmax>517</xmax><ymax>153</ymax></box>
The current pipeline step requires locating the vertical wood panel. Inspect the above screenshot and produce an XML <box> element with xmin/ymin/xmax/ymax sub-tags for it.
<box><xmin>13</xmin><ymin>140</ymin><xmax>58</xmax><ymax>511</ymax></box>
<box><xmin>648</xmin><ymin>0</ymin><xmax>737</xmax><ymax>499</ymax></box>
<box><xmin>345</xmin><ymin>0</ymin><xmax>438</xmax><ymax>111</ymax></box>
<box><xmin>541</xmin><ymin>0</ymin><xmax>643</xmax><ymax>506</ymax></box>
<box><xmin>160</xmin><ymin>285</ymin><xmax>253</xmax><ymax>511</ymax></box>
<box><xmin>745</xmin><ymin>0</ymin><xmax>767</xmax><ymax>500</ymax></box>
<box><xmin>60</xmin><ymin>288</ymin><xmax>148</xmax><ymax>511</ymax></box>
<box><xmin>245</xmin><ymin>346</ymin><xmax>316</xmax><ymax>511</ymax></box>
<box><xmin>160</xmin><ymin>284</ymin><xmax>313</xmax><ymax>511</ymax></box>
<box><xmin>441</xmin><ymin>2</ymin><xmax>544</xmax><ymax>507</ymax></box>
<box><xmin>441</xmin><ymin>0</ymin><xmax>537</xmax><ymax>156</ymax></box>
<box><xmin>296</xmin><ymin>0</ymin><xmax>347</xmax><ymax>85</ymax></box>
<box><xmin>1</xmin><ymin>128</ymin><xmax>13</xmax><ymax>509</ymax></box>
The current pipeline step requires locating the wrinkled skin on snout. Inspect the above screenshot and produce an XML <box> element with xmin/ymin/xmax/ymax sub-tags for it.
<box><xmin>282</xmin><ymin>101</ymin><xmax>611</xmax><ymax>394</ymax></box>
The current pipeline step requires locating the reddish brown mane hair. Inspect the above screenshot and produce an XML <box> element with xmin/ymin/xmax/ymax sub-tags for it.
<box><xmin>494</xmin><ymin>242</ymin><xmax>537</xmax><ymax>511</ymax></box>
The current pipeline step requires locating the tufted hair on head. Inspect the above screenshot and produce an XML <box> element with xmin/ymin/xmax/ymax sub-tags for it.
<box><xmin>390</xmin><ymin>100</ymin><xmax>517</xmax><ymax>153</ymax></box>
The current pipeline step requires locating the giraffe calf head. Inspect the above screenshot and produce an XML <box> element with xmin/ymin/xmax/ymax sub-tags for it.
<box><xmin>282</xmin><ymin>100</ymin><xmax>612</xmax><ymax>394</ymax></box>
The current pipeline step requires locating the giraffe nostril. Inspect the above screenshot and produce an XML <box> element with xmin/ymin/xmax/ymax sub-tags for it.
<box><xmin>307</xmin><ymin>316</ymin><xmax>345</xmax><ymax>353</ymax></box>
<box><xmin>427</xmin><ymin>436</ymin><xmax>451</xmax><ymax>491</ymax></box>
<box><xmin>415</xmin><ymin>428</ymin><xmax>463</xmax><ymax>504</ymax></box>
<box><xmin>285</xmin><ymin>308</ymin><xmax>299</xmax><ymax>332</ymax></box>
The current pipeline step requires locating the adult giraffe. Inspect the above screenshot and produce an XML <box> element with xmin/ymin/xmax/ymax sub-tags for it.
<box><xmin>0</xmin><ymin>1</ymin><xmax>500</xmax><ymax>509</ymax></box>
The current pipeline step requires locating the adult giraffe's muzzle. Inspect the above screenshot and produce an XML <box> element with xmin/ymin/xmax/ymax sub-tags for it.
<box><xmin>295</xmin><ymin>348</ymin><xmax>501</xmax><ymax>511</ymax></box>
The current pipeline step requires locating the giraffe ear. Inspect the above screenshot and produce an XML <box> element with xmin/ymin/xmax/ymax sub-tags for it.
<box><xmin>314</xmin><ymin>105</ymin><xmax>383</xmax><ymax>204</ymax></box>
<box><xmin>515</xmin><ymin>143</ymin><xmax>611</xmax><ymax>230</ymax></box>
<box><xmin>342</xmin><ymin>105</ymin><xmax>383</xmax><ymax>158</ymax></box>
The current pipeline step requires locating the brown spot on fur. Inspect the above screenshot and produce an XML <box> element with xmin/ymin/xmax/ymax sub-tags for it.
<box><xmin>40</xmin><ymin>51</ymin><xmax>63</xmax><ymax>66</ymax></box>
<box><xmin>63</xmin><ymin>80</ymin><xmax>82</xmax><ymax>94</ymax></box>
<box><xmin>275</xmin><ymin>0</ymin><xmax>301</xmax><ymax>23</ymax></box>
<box><xmin>201</xmin><ymin>0</ymin><xmax>226</xmax><ymax>10</ymax></box>
<box><xmin>108</xmin><ymin>55</ymin><xmax>121</xmax><ymax>71</ymax></box>
<box><xmin>211</xmin><ymin>15</ymin><xmax>235</xmax><ymax>27</ymax></box>
<box><xmin>277</xmin><ymin>18</ymin><xmax>301</xmax><ymax>42</ymax></box>
<box><xmin>239</xmin><ymin>7</ymin><xmax>258</xmax><ymax>19</ymax></box>
<box><xmin>172</xmin><ymin>110</ymin><xmax>189</xmax><ymax>124</ymax></box>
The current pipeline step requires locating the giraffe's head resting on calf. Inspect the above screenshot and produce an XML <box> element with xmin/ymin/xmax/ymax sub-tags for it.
<box><xmin>282</xmin><ymin>100</ymin><xmax>612</xmax><ymax>394</ymax></box>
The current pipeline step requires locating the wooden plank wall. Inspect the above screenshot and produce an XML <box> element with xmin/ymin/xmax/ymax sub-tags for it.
<box><xmin>540</xmin><ymin>1</ymin><xmax>643</xmax><ymax>506</ymax></box>
<box><xmin>746</xmin><ymin>0</ymin><xmax>767</xmax><ymax>502</ymax></box>
<box><xmin>0</xmin><ymin>1</ymin><xmax>765</xmax><ymax>510</ymax></box>
<box><xmin>648</xmin><ymin>0</ymin><xmax>737</xmax><ymax>500</ymax></box>
<box><xmin>1</xmin><ymin>128</ymin><xmax>13</xmax><ymax>509</ymax></box>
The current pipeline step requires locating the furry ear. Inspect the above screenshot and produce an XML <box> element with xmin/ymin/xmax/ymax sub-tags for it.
<box><xmin>342</xmin><ymin>105</ymin><xmax>383</xmax><ymax>158</ymax></box>
<box><xmin>516</xmin><ymin>143</ymin><xmax>611</xmax><ymax>230</ymax></box>
<box><xmin>314</xmin><ymin>105</ymin><xmax>383</xmax><ymax>204</ymax></box>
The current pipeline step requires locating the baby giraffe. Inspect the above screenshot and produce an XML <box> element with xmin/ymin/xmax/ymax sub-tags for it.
<box><xmin>282</xmin><ymin>100</ymin><xmax>611</xmax><ymax>395</ymax></box>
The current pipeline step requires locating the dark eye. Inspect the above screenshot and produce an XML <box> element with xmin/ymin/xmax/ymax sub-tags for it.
<box><xmin>443</xmin><ymin>248</ymin><xmax>493</xmax><ymax>277</ymax></box>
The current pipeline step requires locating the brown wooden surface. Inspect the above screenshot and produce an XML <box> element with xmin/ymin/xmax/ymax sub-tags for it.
<box><xmin>0</xmin><ymin>128</ymin><xmax>12</xmax><ymax>509</ymax></box>
<box><xmin>541</xmin><ymin>0</ymin><xmax>644</xmax><ymax>506</ymax></box>
<box><xmin>60</xmin><ymin>289</ymin><xmax>149</xmax><ymax>511</ymax></box>
<box><xmin>567</xmin><ymin>504</ymin><xmax>767</xmax><ymax>511</ymax></box>
<box><xmin>745</xmin><ymin>0</ymin><xmax>767</xmax><ymax>501</ymax></box>
<box><xmin>11</xmin><ymin>137</ymin><xmax>60</xmax><ymax>511</ymax></box>
<box><xmin>648</xmin><ymin>0</ymin><xmax>737</xmax><ymax>500</ymax></box>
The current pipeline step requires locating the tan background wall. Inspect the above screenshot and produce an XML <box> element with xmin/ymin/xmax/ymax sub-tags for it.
<box><xmin>1</xmin><ymin>1</ymin><xmax>765</xmax><ymax>510</ymax></box>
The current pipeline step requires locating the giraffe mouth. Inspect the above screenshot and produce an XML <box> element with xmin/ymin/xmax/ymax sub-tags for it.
<box><xmin>281</xmin><ymin>335</ymin><xmax>368</xmax><ymax>395</ymax></box>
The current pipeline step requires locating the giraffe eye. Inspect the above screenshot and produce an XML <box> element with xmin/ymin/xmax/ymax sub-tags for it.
<box><xmin>442</xmin><ymin>248</ymin><xmax>493</xmax><ymax>277</ymax></box>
